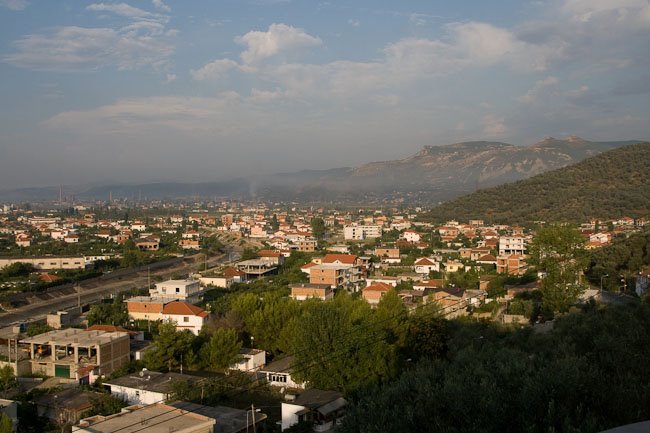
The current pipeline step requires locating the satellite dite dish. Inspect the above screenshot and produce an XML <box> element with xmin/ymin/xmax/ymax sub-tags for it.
<box><xmin>139</xmin><ymin>371</ymin><xmax>144</xmax><ymax>377</ymax></box>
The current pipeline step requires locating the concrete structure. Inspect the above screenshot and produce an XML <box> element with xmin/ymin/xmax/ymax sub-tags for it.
<box><xmin>230</xmin><ymin>348</ymin><xmax>266</xmax><ymax>372</ymax></box>
<box><xmin>281</xmin><ymin>389</ymin><xmax>347</xmax><ymax>432</ymax></box>
<box><xmin>104</xmin><ymin>371</ymin><xmax>201</xmax><ymax>405</ymax></box>
<box><xmin>34</xmin><ymin>388</ymin><xmax>96</xmax><ymax>425</ymax></box>
<box><xmin>150</xmin><ymin>279</ymin><xmax>203</xmax><ymax>304</ymax></box>
<box><xmin>171</xmin><ymin>402</ymin><xmax>267</xmax><ymax>433</ymax></box>
<box><xmin>20</xmin><ymin>328</ymin><xmax>130</xmax><ymax>383</ymax></box>
<box><xmin>343</xmin><ymin>225</ymin><xmax>382</xmax><ymax>240</ymax></box>
<box><xmin>259</xmin><ymin>356</ymin><xmax>304</xmax><ymax>390</ymax></box>
<box><xmin>73</xmin><ymin>403</ymin><xmax>216</xmax><ymax>433</ymax></box>
<box><xmin>374</xmin><ymin>248</ymin><xmax>400</xmax><ymax>264</ymax></box>
<box><xmin>497</xmin><ymin>254</ymin><xmax>528</xmax><ymax>276</ymax></box>
<box><xmin>199</xmin><ymin>276</ymin><xmax>232</xmax><ymax>288</ymax></box>
<box><xmin>235</xmin><ymin>259</ymin><xmax>277</xmax><ymax>279</ymax></box>
<box><xmin>289</xmin><ymin>283</ymin><xmax>334</xmax><ymax>301</ymax></box>
<box><xmin>498</xmin><ymin>236</ymin><xmax>527</xmax><ymax>256</ymax></box>
<box><xmin>0</xmin><ymin>256</ymin><xmax>86</xmax><ymax>271</ymax></box>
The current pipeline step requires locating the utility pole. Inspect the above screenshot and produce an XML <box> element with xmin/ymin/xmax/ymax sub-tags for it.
<box><xmin>251</xmin><ymin>404</ymin><xmax>257</xmax><ymax>433</ymax></box>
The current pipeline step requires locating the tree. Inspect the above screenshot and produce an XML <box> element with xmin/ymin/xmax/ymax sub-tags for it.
<box><xmin>0</xmin><ymin>413</ymin><xmax>11</xmax><ymax>433</ymax></box>
<box><xmin>144</xmin><ymin>321</ymin><xmax>196</xmax><ymax>371</ymax></box>
<box><xmin>0</xmin><ymin>366</ymin><xmax>15</xmax><ymax>397</ymax></box>
<box><xmin>310</xmin><ymin>217</ymin><xmax>326</xmax><ymax>240</ymax></box>
<box><xmin>200</xmin><ymin>328</ymin><xmax>242</xmax><ymax>371</ymax></box>
<box><xmin>529</xmin><ymin>225</ymin><xmax>588</xmax><ymax>313</ymax></box>
<box><xmin>25</xmin><ymin>322</ymin><xmax>53</xmax><ymax>337</ymax></box>
<box><xmin>87</xmin><ymin>297</ymin><xmax>129</xmax><ymax>327</ymax></box>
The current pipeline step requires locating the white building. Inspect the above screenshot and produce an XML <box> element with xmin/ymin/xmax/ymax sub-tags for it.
<box><xmin>160</xmin><ymin>301</ymin><xmax>209</xmax><ymax>336</ymax></box>
<box><xmin>150</xmin><ymin>279</ymin><xmax>203</xmax><ymax>304</ymax></box>
<box><xmin>104</xmin><ymin>371</ymin><xmax>200</xmax><ymax>405</ymax></box>
<box><xmin>343</xmin><ymin>225</ymin><xmax>382</xmax><ymax>240</ymax></box>
<box><xmin>230</xmin><ymin>348</ymin><xmax>266</xmax><ymax>372</ymax></box>
<box><xmin>259</xmin><ymin>356</ymin><xmax>304</xmax><ymax>390</ymax></box>
<box><xmin>498</xmin><ymin>236</ymin><xmax>527</xmax><ymax>256</ymax></box>
<box><xmin>281</xmin><ymin>389</ymin><xmax>347</xmax><ymax>432</ymax></box>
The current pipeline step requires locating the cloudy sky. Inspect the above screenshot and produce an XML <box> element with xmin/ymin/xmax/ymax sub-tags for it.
<box><xmin>1</xmin><ymin>0</ymin><xmax>649</xmax><ymax>188</ymax></box>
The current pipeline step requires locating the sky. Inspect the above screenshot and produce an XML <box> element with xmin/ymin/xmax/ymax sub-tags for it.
<box><xmin>0</xmin><ymin>0</ymin><xmax>649</xmax><ymax>189</ymax></box>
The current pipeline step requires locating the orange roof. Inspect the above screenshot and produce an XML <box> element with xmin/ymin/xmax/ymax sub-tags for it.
<box><xmin>258</xmin><ymin>249</ymin><xmax>281</xmax><ymax>257</ymax></box>
<box><xmin>414</xmin><ymin>258</ymin><xmax>436</xmax><ymax>266</ymax></box>
<box><xmin>301</xmin><ymin>262</ymin><xmax>318</xmax><ymax>269</ymax></box>
<box><xmin>363</xmin><ymin>282</ymin><xmax>392</xmax><ymax>292</ymax></box>
<box><xmin>224</xmin><ymin>267</ymin><xmax>246</xmax><ymax>277</ymax></box>
<box><xmin>322</xmin><ymin>254</ymin><xmax>357</xmax><ymax>265</ymax></box>
<box><xmin>162</xmin><ymin>301</ymin><xmax>208</xmax><ymax>318</ymax></box>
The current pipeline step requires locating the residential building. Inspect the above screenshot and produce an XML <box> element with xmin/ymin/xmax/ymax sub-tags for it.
<box><xmin>343</xmin><ymin>224</ymin><xmax>382</xmax><ymax>240</ymax></box>
<box><xmin>20</xmin><ymin>328</ymin><xmax>130</xmax><ymax>383</ymax></box>
<box><xmin>135</xmin><ymin>237</ymin><xmax>159</xmax><ymax>251</ymax></box>
<box><xmin>104</xmin><ymin>371</ymin><xmax>201</xmax><ymax>405</ymax></box>
<box><xmin>161</xmin><ymin>301</ymin><xmax>209</xmax><ymax>335</ymax></box>
<box><xmin>374</xmin><ymin>248</ymin><xmax>400</xmax><ymax>264</ymax></box>
<box><xmin>170</xmin><ymin>402</ymin><xmax>268</xmax><ymax>433</ymax></box>
<box><xmin>179</xmin><ymin>239</ymin><xmax>201</xmax><ymax>250</ymax></box>
<box><xmin>498</xmin><ymin>236</ymin><xmax>527</xmax><ymax>256</ymax></box>
<box><xmin>362</xmin><ymin>282</ymin><xmax>392</xmax><ymax>306</ymax></box>
<box><xmin>230</xmin><ymin>348</ymin><xmax>266</xmax><ymax>372</ymax></box>
<box><xmin>73</xmin><ymin>404</ymin><xmax>216</xmax><ymax>433</ymax></box>
<box><xmin>235</xmin><ymin>259</ymin><xmax>277</xmax><ymax>279</ymax></box>
<box><xmin>281</xmin><ymin>389</ymin><xmax>347</xmax><ymax>432</ymax></box>
<box><xmin>289</xmin><ymin>283</ymin><xmax>334</xmax><ymax>301</ymax></box>
<box><xmin>259</xmin><ymin>356</ymin><xmax>304</xmax><ymax>389</ymax></box>
<box><xmin>401</xmin><ymin>230</ymin><xmax>421</xmax><ymax>243</ymax></box>
<box><xmin>414</xmin><ymin>257</ymin><xmax>440</xmax><ymax>275</ymax></box>
<box><xmin>0</xmin><ymin>256</ymin><xmax>86</xmax><ymax>271</ymax></box>
<box><xmin>34</xmin><ymin>388</ymin><xmax>96</xmax><ymax>425</ymax></box>
<box><xmin>497</xmin><ymin>254</ymin><xmax>528</xmax><ymax>276</ymax></box>
<box><xmin>150</xmin><ymin>279</ymin><xmax>203</xmax><ymax>304</ymax></box>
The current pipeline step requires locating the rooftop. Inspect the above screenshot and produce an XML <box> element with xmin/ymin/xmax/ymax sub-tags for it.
<box><xmin>104</xmin><ymin>371</ymin><xmax>201</xmax><ymax>394</ymax></box>
<box><xmin>170</xmin><ymin>402</ymin><xmax>268</xmax><ymax>433</ymax></box>
<box><xmin>73</xmin><ymin>403</ymin><xmax>215</xmax><ymax>433</ymax></box>
<box><xmin>20</xmin><ymin>328</ymin><xmax>129</xmax><ymax>347</ymax></box>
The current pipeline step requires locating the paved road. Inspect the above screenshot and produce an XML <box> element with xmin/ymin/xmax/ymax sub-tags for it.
<box><xmin>0</xmin><ymin>253</ymin><xmax>231</xmax><ymax>328</ymax></box>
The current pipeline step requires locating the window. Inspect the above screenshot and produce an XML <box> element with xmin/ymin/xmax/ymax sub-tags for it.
<box><xmin>183</xmin><ymin>317</ymin><xmax>189</xmax><ymax>322</ymax></box>
<box><xmin>175</xmin><ymin>288</ymin><xmax>180</xmax><ymax>293</ymax></box>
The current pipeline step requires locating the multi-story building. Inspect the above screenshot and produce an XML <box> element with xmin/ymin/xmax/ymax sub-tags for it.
<box><xmin>496</xmin><ymin>254</ymin><xmax>528</xmax><ymax>276</ymax></box>
<box><xmin>498</xmin><ymin>236</ymin><xmax>527</xmax><ymax>256</ymax></box>
<box><xmin>149</xmin><ymin>279</ymin><xmax>203</xmax><ymax>304</ymax></box>
<box><xmin>0</xmin><ymin>256</ymin><xmax>86</xmax><ymax>271</ymax></box>
<box><xmin>343</xmin><ymin>224</ymin><xmax>382</xmax><ymax>240</ymax></box>
<box><xmin>20</xmin><ymin>328</ymin><xmax>130</xmax><ymax>383</ymax></box>
<box><xmin>289</xmin><ymin>283</ymin><xmax>334</xmax><ymax>301</ymax></box>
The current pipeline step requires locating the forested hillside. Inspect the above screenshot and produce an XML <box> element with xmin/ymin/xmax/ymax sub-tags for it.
<box><xmin>420</xmin><ymin>142</ymin><xmax>650</xmax><ymax>224</ymax></box>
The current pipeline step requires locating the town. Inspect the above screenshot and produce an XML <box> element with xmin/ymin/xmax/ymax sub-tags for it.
<box><xmin>0</xmin><ymin>197</ymin><xmax>648</xmax><ymax>433</ymax></box>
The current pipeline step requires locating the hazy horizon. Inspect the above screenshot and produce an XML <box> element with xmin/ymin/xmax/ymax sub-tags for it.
<box><xmin>1</xmin><ymin>0</ymin><xmax>649</xmax><ymax>189</ymax></box>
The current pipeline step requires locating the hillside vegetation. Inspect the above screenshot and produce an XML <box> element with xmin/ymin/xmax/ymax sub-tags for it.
<box><xmin>421</xmin><ymin>142</ymin><xmax>650</xmax><ymax>224</ymax></box>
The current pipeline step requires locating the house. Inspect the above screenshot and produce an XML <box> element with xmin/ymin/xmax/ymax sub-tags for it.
<box><xmin>150</xmin><ymin>279</ymin><xmax>204</xmax><ymax>304</ymax></box>
<box><xmin>476</xmin><ymin>254</ymin><xmax>497</xmax><ymax>266</ymax></box>
<box><xmin>64</xmin><ymin>234</ymin><xmax>80</xmax><ymax>243</ymax></box>
<box><xmin>20</xmin><ymin>328</ymin><xmax>130</xmax><ymax>383</ymax></box>
<box><xmin>161</xmin><ymin>301</ymin><xmax>209</xmax><ymax>336</ymax></box>
<box><xmin>290</xmin><ymin>283</ymin><xmax>334</xmax><ymax>301</ymax></box>
<box><xmin>374</xmin><ymin>248</ymin><xmax>400</xmax><ymax>264</ymax></box>
<box><xmin>428</xmin><ymin>288</ymin><xmax>469</xmax><ymax>318</ymax></box>
<box><xmin>135</xmin><ymin>237</ymin><xmax>159</xmax><ymax>251</ymax></box>
<box><xmin>259</xmin><ymin>356</ymin><xmax>304</xmax><ymax>389</ymax></box>
<box><xmin>179</xmin><ymin>239</ymin><xmax>201</xmax><ymax>250</ymax></box>
<box><xmin>170</xmin><ymin>402</ymin><xmax>268</xmax><ymax>433</ymax></box>
<box><xmin>413</xmin><ymin>279</ymin><xmax>444</xmax><ymax>291</ymax></box>
<box><xmin>281</xmin><ymin>389</ymin><xmax>347</xmax><ymax>432</ymax></box>
<box><xmin>497</xmin><ymin>254</ymin><xmax>528</xmax><ymax>276</ymax></box>
<box><xmin>362</xmin><ymin>282</ymin><xmax>392</xmax><ymax>306</ymax></box>
<box><xmin>104</xmin><ymin>371</ymin><xmax>201</xmax><ymax>405</ymax></box>
<box><xmin>199</xmin><ymin>275</ymin><xmax>233</xmax><ymax>288</ymax></box>
<box><xmin>401</xmin><ymin>230</ymin><xmax>421</xmax><ymax>243</ymax></box>
<box><xmin>34</xmin><ymin>388</ymin><xmax>97</xmax><ymax>425</ymax></box>
<box><xmin>230</xmin><ymin>348</ymin><xmax>266</xmax><ymax>372</ymax></box>
<box><xmin>223</xmin><ymin>267</ymin><xmax>247</xmax><ymax>283</ymax></box>
<box><xmin>236</xmin><ymin>259</ymin><xmax>277</xmax><ymax>279</ymax></box>
<box><xmin>443</xmin><ymin>261</ymin><xmax>463</xmax><ymax>273</ymax></box>
<box><xmin>0</xmin><ymin>256</ymin><xmax>86</xmax><ymax>271</ymax></box>
<box><xmin>414</xmin><ymin>257</ymin><xmax>440</xmax><ymax>275</ymax></box>
<box><xmin>73</xmin><ymin>403</ymin><xmax>215</xmax><ymax>433</ymax></box>
<box><xmin>257</xmin><ymin>250</ymin><xmax>285</xmax><ymax>266</ymax></box>
<box><xmin>365</xmin><ymin>276</ymin><xmax>401</xmax><ymax>287</ymax></box>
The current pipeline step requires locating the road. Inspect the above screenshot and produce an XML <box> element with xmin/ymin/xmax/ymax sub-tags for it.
<box><xmin>0</xmin><ymin>252</ymin><xmax>235</xmax><ymax>328</ymax></box>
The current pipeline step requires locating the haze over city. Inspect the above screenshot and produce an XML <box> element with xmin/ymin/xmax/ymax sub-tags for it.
<box><xmin>1</xmin><ymin>0</ymin><xmax>649</xmax><ymax>188</ymax></box>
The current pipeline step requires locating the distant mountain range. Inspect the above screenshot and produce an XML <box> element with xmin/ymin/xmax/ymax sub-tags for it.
<box><xmin>420</xmin><ymin>142</ymin><xmax>650</xmax><ymax>224</ymax></box>
<box><xmin>0</xmin><ymin>136</ymin><xmax>642</xmax><ymax>203</ymax></box>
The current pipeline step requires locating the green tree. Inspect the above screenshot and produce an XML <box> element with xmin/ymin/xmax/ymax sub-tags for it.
<box><xmin>144</xmin><ymin>321</ymin><xmax>196</xmax><ymax>371</ymax></box>
<box><xmin>310</xmin><ymin>217</ymin><xmax>326</xmax><ymax>240</ymax></box>
<box><xmin>87</xmin><ymin>297</ymin><xmax>129</xmax><ymax>326</ymax></box>
<box><xmin>0</xmin><ymin>366</ymin><xmax>15</xmax><ymax>397</ymax></box>
<box><xmin>0</xmin><ymin>413</ymin><xmax>11</xmax><ymax>433</ymax></box>
<box><xmin>529</xmin><ymin>225</ymin><xmax>588</xmax><ymax>313</ymax></box>
<box><xmin>25</xmin><ymin>322</ymin><xmax>53</xmax><ymax>337</ymax></box>
<box><xmin>200</xmin><ymin>328</ymin><xmax>242</xmax><ymax>371</ymax></box>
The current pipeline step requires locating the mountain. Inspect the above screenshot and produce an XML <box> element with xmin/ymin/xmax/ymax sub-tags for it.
<box><xmin>0</xmin><ymin>137</ymin><xmax>641</xmax><ymax>202</ymax></box>
<box><xmin>420</xmin><ymin>142</ymin><xmax>650</xmax><ymax>224</ymax></box>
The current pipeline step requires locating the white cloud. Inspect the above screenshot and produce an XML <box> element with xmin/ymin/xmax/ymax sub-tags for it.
<box><xmin>562</xmin><ymin>0</ymin><xmax>650</xmax><ymax>28</ymax></box>
<box><xmin>482</xmin><ymin>114</ymin><xmax>509</xmax><ymax>137</ymax></box>
<box><xmin>4</xmin><ymin>3</ymin><xmax>175</xmax><ymax>72</ymax></box>
<box><xmin>348</xmin><ymin>19</ymin><xmax>360</xmax><ymax>27</ymax></box>
<box><xmin>236</xmin><ymin>23</ymin><xmax>322</xmax><ymax>64</ymax></box>
<box><xmin>191</xmin><ymin>59</ymin><xmax>255</xmax><ymax>81</ymax></box>
<box><xmin>0</xmin><ymin>0</ymin><xmax>28</xmax><ymax>10</ymax></box>
<box><xmin>86</xmin><ymin>3</ymin><xmax>158</xmax><ymax>20</ymax></box>
<box><xmin>517</xmin><ymin>76</ymin><xmax>560</xmax><ymax>104</ymax></box>
<box><xmin>164</xmin><ymin>73</ymin><xmax>176</xmax><ymax>83</ymax></box>
<box><xmin>4</xmin><ymin>25</ymin><xmax>175</xmax><ymax>71</ymax></box>
<box><xmin>151</xmin><ymin>0</ymin><xmax>171</xmax><ymax>13</ymax></box>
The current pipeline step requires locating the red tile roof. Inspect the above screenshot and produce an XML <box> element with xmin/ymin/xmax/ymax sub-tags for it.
<box><xmin>162</xmin><ymin>301</ymin><xmax>208</xmax><ymax>318</ymax></box>
<box><xmin>322</xmin><ymin>254</ymin><xmax>357</xmax><ymax>265</ymax></box>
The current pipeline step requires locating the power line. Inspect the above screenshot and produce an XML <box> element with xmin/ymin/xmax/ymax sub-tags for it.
<box><xmin>102</xmin><ymin>292</ymin><xmax>477</xmax><ymax>433</ymax></box>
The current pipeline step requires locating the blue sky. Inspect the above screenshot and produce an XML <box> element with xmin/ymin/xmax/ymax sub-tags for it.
<box><xmin>1</xmin><ymin>0</ymin><xmax>649</xmax><ymax>188</ymax></box>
